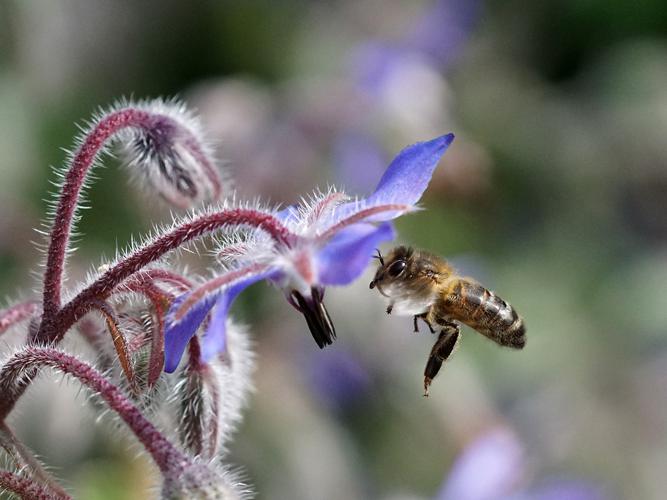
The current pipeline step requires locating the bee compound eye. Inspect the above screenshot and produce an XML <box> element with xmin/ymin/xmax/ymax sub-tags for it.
<box><xmin>388</xmin><ymin>260</ymin><xmax>406</xmax><ymax>278</ymax></box>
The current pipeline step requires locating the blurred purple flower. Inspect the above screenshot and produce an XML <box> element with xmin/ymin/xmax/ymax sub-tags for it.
<box><xmin>164</xmin><ymin>133</ymin><xmax>455</xmax><ymax>372</ymax></box>
<box><xmin>438</xmin><ymin>428</ymin><xmax>525</xmax><ymax>500</ymax></box>
<box><xmin>521</xmin><ymin>479</ymin><xmax>609</xmax><ymax>500</ymax></box>
<box><xmin>307</xmin><ymin>347</ymin><xmax>373</xmax><ymax>412</ymax></box>
<box><xmin>333</xmin><ymin>131</ymin><xmax>387</xmax><ymax>194</ymax></box>
<box><xmin>352</xmin><ymin>42</ymin><xmax>411</xmax><ymax>95</ymax></box>
<box><xmin>438</xmin><ymin>428</ymin><xmax>611</xmax><ymax>500</ymax></box>
<box><xmin>407</xmin><ymin>0</ymin><xmax>481</xmax><ymax>68</ymax></box>
<box><xmin>351</xmin><ymin>0</ymin><xmax>480</xmax><ymax>95</ymax></box>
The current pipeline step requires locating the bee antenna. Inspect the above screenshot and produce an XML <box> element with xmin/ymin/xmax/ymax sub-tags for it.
<box><xmin>373</xmin><ymin>248</ymin><xmax>385</xmax><ymax>266</ymax></box>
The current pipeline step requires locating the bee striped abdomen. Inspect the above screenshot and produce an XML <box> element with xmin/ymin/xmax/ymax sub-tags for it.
<box><xmin>441</xmin><ymin>279</ymin><xmax>526</xmax><ymax>349</ymax></box>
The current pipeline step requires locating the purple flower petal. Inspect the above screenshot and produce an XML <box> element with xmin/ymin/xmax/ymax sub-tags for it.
<box><xmin>200</xmin><ymin>268</ymin><xmax>278</xmax><ymax>362</ymax></box>
<box><xmin>317</xmin><ymin>222</ymin><xmax>395</xmax><ymax>285</ymax></box>
<box><xmin>438</xmin><ymin>428</ymin><xmax>524</xmax><ymax>500</ymax></box>
<box><xmin>164</xmin><ymin>268</ymin><xmax>280</xmax><ymax>372</ymax></box>
<box><xmin>325</xmin><ymin>133</ymin><xmax>455</xmax><ymax>227</ymax></box>
<box><xmin>164</xmin><ymin>294</ymin><xmax>217</xmax><ymax>373</ymax></box>
<box><xmin>366</xmin><ymin>133</ymin><xmax>454</xmax><ymax>207</ymax></box>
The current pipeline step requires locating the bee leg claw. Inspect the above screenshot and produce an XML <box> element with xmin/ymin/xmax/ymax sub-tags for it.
<box><xmin>386</xmin><ymin>304</ymin><xmax>393</xmax><ymax>314</ymax></box>
<box><xmin>413</xmin><ymin>315</ymin><xmax>420</xmax><ymax>333</ymax></box>
<box><xmin>423</xmin><ymin>377</ymin><xmax>432</xmax><ymax>397</ymax></box>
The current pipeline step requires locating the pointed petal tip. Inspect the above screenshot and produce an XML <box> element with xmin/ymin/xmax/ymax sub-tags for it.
<box><xmin>164</xmin><ymin>356</ymin><xmax>179</xmax><ymax>373</ymax></box>
<box><xmin>426</xmin><ymin>132</ymin><xmax>455</xmax><ymax>151</ymax></box>
<box><xmin>365</xmin><ymin>132</ymin><xmax>455</xmax><ymax>209</ymax></box>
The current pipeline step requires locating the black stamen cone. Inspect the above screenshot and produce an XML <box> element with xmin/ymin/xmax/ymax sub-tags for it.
<box><xmin>291</xmin><ymin>288</ymin><xmax>337</xmax><ymax>348</ymax></box>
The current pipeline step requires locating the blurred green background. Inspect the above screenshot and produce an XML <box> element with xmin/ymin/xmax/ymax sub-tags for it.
<box><xmin>1</xmin><ymin>1</ymin><xmax>666</xmax><ymax>499</ymax></box>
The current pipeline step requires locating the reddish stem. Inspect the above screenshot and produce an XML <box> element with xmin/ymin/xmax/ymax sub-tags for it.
<box><xmin>0</xmin><ymin>301</ymin><xmax>39</xmax><ymax>335</ymax></box>
<box><xmin>41</xmin><ymin>108</ymin><xmax>153</xmax><ymax>321</ymax></box>
<box><xmin>0</xmin><ymin>470</ymin><xmax>71</xmax><ymax>500</ymax></box>
<box><xmin>0</xmin><ymin>422</ymin><xmax>70</xmax><ymax>499</ymax></box>
<box><xmin>119</xmin><ymin>280</ymin><xmax>170</xmax><ymax>386</ymax></box>
<box><xmin>187</xmin><ymin>337</ymin><xmax>204</xmax><ymax>371</ymax></box>
<box><xmin>0</xmin><ymin>347</ymin><xmax>191</xmax><ymax>476</ymax></box>
<box><xmin>130</xmin><ymin>269</ymin><xmax>193</xmax><ymax>292</ymax></box>
<box><xmin>38</xmin><ymin>208</ymin><xmax>295</xmax><ymax>344</ymax></box>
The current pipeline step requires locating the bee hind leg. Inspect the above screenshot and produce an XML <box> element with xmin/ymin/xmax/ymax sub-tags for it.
<box><xmin>423</xmin><ymin>324</ymin><xmax>460</xmax><ymax>397</ymax></box>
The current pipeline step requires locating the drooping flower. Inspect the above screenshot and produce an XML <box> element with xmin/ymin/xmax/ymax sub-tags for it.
<box><xmin>163</xmin><ymin>133</ymin><xmax>455</xmax><ymax>372</ymax></box>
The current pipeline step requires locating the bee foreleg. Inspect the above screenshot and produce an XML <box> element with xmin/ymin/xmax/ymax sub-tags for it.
<box><xmin>423</xmin><ymin>324</ymin><xmax>460</xmax><ymax>397</ymax></box>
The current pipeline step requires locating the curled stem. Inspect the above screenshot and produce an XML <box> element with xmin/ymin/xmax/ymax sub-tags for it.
<box><xmin>0</xmin><ymin>347</ymin><xmax>190</xmax><ymax>476</ymax></box>
<box><xmin>41</xmin><ymin>105</ymin><xmax>223</xmax><ymax>326</ymax></box>
<box><xmin>42</xmin><ymin>108</ymin><xmax>154</xmax><ymax>321</ymax></box>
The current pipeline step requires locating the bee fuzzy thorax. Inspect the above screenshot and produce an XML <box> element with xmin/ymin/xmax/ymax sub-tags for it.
<box><xmin>381</xmin><ymin>284</ymin><xmax>437</xmax><ymax>316</ymax></box>
<box><xmin>370</xmin><ymin>246</ymin><xmax>450</xmax><ymax>314</ymax></box>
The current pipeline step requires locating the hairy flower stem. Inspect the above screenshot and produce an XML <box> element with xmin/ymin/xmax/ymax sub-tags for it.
<box><xmin>42</xmin><ymin>108</ymin><xmax>154</xmax><ymax>321</ymax></box>
<box><xmin>0</xmin><ymin>301</ymin><xmax>40</xmax><ymax>335</ymax></box>
<box><xmin>0</xmin><ymin>423</ymin><xmax>70</xmax><ymax>499</ymax></box>
<box><xmin>41</xmin><ymin>107</ymin><xmax>223</xmax><ymax>325</ymax></box>
<box><xmin>119</xmin><ymin>280</ymin><xmax>170</xmax><ymax>385</ymax></box>
<box><xmin>130</xmin><ymin>269</ymin><xmax>193</xmax><ymax>292</ymax></box>
<box><xmin>36</xmin><ymin>208</ymin><xmax>295</xmax><ymax>345</ymax></box>
<box><xmin>0</xmin><ymin>470</ymin><xmax>71</xmax><ymax>500</ymax></box>
<box><xmin>0</xmin><ymin>348</ymin><xmax>191</xmax><ymax>477</ymax></box>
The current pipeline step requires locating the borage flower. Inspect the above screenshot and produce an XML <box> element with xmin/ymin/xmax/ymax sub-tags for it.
<box><xmin>163</xmin><ymin>133</ymin><xmax>455</xmax><ymax>372</ymax></box>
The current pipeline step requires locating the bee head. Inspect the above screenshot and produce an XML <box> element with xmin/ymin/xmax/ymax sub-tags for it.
<box><xmin>369</xmin><ymin>246</ymin><xmax>413</xmax><ymax>291</ymax></box>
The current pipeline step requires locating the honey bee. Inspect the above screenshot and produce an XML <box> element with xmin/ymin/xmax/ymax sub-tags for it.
<box><xmin>369</xmin><ymin>246</ymin><xmax>526</xmax><ymax>396</ymax></box>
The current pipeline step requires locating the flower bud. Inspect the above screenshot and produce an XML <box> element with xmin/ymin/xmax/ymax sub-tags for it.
<box><xmin>117</xmin><ymin>99</ymin><xmax>225</xmax><ymax>208</ymax></box>
<box><xmin>174</xmin><ymin>321</ymin><xmax>255</xmax><ymax>459</ymax></box>
<box><xmin>161</xmin><ymin>463</ymin><xmax>251</xmax><ymax>500</ymax></box>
